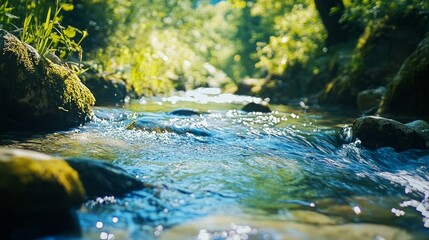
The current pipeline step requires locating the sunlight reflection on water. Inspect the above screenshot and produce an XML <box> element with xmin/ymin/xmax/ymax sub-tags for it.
<box><xmin>164</xmin><ymin>87</ymin><xmax>268</xmax><ymax>105</ymax></box>
<box><xmin>2</xmin><ymin>89</ymin><xmax>429</xmax><ymax>239</ymax></box>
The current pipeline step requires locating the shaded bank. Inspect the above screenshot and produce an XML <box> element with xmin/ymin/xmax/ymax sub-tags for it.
<box><xmin>378</xmin><ymin>35</ymin><xmax>429</xmax><ymax>117</ymax></box>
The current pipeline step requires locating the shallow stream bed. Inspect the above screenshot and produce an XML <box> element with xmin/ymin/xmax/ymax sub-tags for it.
<box><xmin>1</xmin><ymin>89</ymin><xmax>429</xmax><ymax>239</ymax></box>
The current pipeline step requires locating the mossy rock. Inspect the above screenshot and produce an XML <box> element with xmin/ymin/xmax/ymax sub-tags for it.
<box><xmin>0</xmin><ymin>148</ymin><xmax>85</xmax><ymax>238</ymax></box>
<box><xmin>320</xmin><ymin>18</ymin><xmax>426</xmax><ymax>106</ymax></box>
<box><xmin>378</xmin><ymin>35</ymin><xmax>429</xmax><ymax>117</ymax></box>
<box><xmin>0</xmin><ymin>29</ymin><xmax>95</xmax><ymax>130</ymax></box>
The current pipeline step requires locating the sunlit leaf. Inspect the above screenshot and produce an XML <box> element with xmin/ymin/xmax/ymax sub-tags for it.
<box><xmin>50</xmin><ymin>32</ymin><xmax>61</xmax><ymax>43</ymax></box>
<box><xmin>60</xmin><ymin>3</ymin><xmax>74</xmax><ymax>11</ymax></box>
<box><xmin>27</xmin><ymin>2</ymin><xmax>36</xmax><ymax>10</ymax></box>
<box><xmin>60</xmin><ymin>50</ymin><xmax>67</xmax><ymax>58</ymax></box>
<box><xmin>63</xmin><ymin>26</ymin><xmax>77</xmax><ymax>38</ymax></box>
<box><xmin>44</xmin><ymin>7</ymin><xmax>52</xmax><ymax>29</ymax></box>
<box><xmin>5</xmin><ymin>13</ymin><xmax>19</xmax><ymax>19</ymax></box>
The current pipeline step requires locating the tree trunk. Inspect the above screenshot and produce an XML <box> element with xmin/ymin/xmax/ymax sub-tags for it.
<box><xmin>314</xmin><ymin>0</ymin><xmax>348</xmax><ymax>45</ymax></box>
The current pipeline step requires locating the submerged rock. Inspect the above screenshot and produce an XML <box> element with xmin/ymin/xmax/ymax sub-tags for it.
<box><xmin>0</xmin><ymin>148</ymin><xmax>85</xmax><ymax>239</ymax></box>
<box><xmin>0</xmin><ymin>30</ymin><xmax>95</xmax><ymax>130</ymax></box>
<box><xmin>65</xmin><ymin>158</ymin><xmax>147</xmax><ymax>198</ymax></box>
<box><xmin>169</xmin><ymin>108</ymin><xmax>201</xmax><ymax>116</ymax></box>
<box><xmin>352</xmin><ymin>116</ymin><xmax>427</xmax><ymax>151</ymax></box>
<box><xmin>242</xmin><ymin>102</ymin><xmax>271</xmax><ymax>113</ymax></box>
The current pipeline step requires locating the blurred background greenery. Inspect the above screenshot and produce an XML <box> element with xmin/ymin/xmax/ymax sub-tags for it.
<box><xmin>1</xmin><ymin>0</ymin><xmax>428</xmax><ymax>99</ymax></box>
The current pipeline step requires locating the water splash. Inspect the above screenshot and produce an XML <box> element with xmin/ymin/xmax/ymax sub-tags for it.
<box><xmin>2</xmin><ymin>90</ymin><xmax>429</xmax><ymax>239</ymax></box>
<box><xmin>162</xmin><ymin>87</ymin><xmax>268</xmax><ymax>105</ymax></box>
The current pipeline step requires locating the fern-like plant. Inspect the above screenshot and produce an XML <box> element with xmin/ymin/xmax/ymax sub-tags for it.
<box><xmin>19</xmin><ymin>0</ymin><xmax>87</xmax><ymax>68</ymax></box>
<box><xmin>0</xmin><ymin>1</ymin><xmax>15</xmax><ymax>29</ymax></box>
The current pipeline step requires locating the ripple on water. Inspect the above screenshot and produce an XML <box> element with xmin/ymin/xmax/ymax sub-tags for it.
<box><xmin>1</xmin><ymin>92</ymin><xmax>429</xmax><ymax>239</ymax></box>
<box><xmin>160</xmin><ymin>214</ymin><xmax>415</xmax><ymax>240</ymax></box>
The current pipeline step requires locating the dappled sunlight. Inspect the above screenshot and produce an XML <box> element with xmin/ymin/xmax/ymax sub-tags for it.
<box><xmin>165</xmin><ymin>87</ymin><xmax>266</xmax><ymax>105</ymax></box>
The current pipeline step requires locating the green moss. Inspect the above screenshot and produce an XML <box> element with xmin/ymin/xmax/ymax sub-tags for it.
<box><xmin>45</xmin><ymin>61</ymin><xmax>95</xmax><ymax>115</ymax></box>
<box><xmin>319</xmin><ymin>18</ymin><xmax>425</xmax><ymax>107</ymax></box>
<box><xmin>0</xmin><ymin>149</ymin><xmax>85</xmax><ymax>209</ymax></box>
<box><xmin>379</xmin><ymin>35</ymin><xmax>429</xmax><ymax>116</ymax></box>
<box><xmin>2</xmin><ymin>32</ymin><xmax>38</xmax><ymax>72</ymax></box>
<box><xmin>0</xmin><ymin>148</ymin><xmax>85</xmax><ymax>238</ymax></box>
<box><xmin>0</xmin><ymin>30</ymin><xmax>95</xmax><ymax>130</ymax></box>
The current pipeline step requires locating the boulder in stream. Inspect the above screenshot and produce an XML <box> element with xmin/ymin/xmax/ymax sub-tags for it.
<box><xmin>65</xmin><ymin>158</ymin><xmax>148</xmax><ymax>198</ymax></box>
<box><xmin>169</xmin><ymin>108</ymin><xmax>201</xmax><ymax>116</ymax></box>
<box><xmin>0</xmin><ymin>148</ymin><xmax>85</xmax><ymax>239</ymax></box>
<box><xmin>352</xmin><ymin>116</ymin><xmax>428</xmax><ymax>151</ymax></box>
<box><xmin>0</xmin><ymin>30</ymin><xmax>95</xmax><ymax>130</ymax></box>
<box><xmin>242</xmin><ymin>102</ymin><xmax>271</xmax><ymax>113</ymax></box>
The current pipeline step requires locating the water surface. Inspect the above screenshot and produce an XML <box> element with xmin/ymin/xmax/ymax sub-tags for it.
<box><xmin>1</xmin><ymin>89</ymin><xmax>429</xmax><ymax>239</ymax></box>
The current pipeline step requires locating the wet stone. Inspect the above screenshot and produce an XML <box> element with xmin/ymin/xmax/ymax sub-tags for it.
<box><xmin>169</xmin><ymin>108</ymin><xmax>201</xmax><ymax>116</ymax></box>
<box><xmin>65</xmin><ymin>158</ymin><xmax>148</xmax><ymax>198</ymax></box>
<box><xmin>352</xmin><ymin>116</ymin><xmax>427</xmax><ymax>151</ymax></box>
<box><xmin>0</xmin><ymin>148</ymin><xmax>85</xmax><ymax>239</ymax></box>
<box><xmin>241</xmin><ymin>102</ymin><xmax>271</xmax><ymax>113</ymax></box>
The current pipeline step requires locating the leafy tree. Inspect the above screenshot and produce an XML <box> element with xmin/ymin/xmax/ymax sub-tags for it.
<box><xmin>93</xmin><ymin>0</ymin><xmax>243</xmax><ymax>96</ymax></box>
<box><xmin>250</xmin><ymin>0</ymin><xmax>326</xmax><ymax>76</ymax></box>
<box><xmin>0</xmin><ymin>1</ymin><xmax>13</xmax><ymax>29</ymax></box>
<box><xmin>61</xmin><ymin>0</ymin><xmax>130</xmax><ymax>52</ymax></box>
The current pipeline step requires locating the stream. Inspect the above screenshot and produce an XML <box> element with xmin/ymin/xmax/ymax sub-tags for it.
<box><xmin>1</xmin><ymin>88</ymin><xmax>429</xmax><ymax>239</ymax></box>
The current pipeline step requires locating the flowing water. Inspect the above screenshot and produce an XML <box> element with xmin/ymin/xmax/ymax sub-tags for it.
<box><xmin>1</xmin><ymin>88</ymin><xmax>429</xmax><ymax>239</ymax></box>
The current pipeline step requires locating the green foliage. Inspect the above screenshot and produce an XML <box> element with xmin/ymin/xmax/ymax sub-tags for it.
<box><xmin>342</xmin><ymin>0</ymin><xmax>429</xmax><ymax>27</ymax></box>
<box><xmin>255</xmin><ymin>2</ymin><xmax>326</xmax><ymax>75</ymax></box>
<box><xmin>344</xmin><ymin>0</ymin><xmax>429</xmax><ymax>75</ymax></box>
<box><xmin>62</xmin><ymin>0</ymin><xmax>131</xmax><ymax>51</ymax></box>
<box><xmin>20</xmin><ymin>1</ymin><xmax>87</xmax><ymax>61</ymax></box>
<box><xmin>227</xmin><ymin>0</ymin><xmax>326</xmax><ymax>77</ymax></box>
<box><xmin>1</xmin><ymin>0</ymin><xmax>88</xmax><ymax>74</ymax></box>
<box><xmin>0</xmin><ymin>1</ymin><xmax>14</xmax><ymax>29</ymax></box>
<box><xmin>5</xmin><ymin>0</ymin><xmax>427</xmax><ymax>100</ymax></box>
<box><xmin>0</xmin><ymin>0</ymin><xmax>331</xmax><ymax>96</ymax></box>
<box><xmin>3</xmin><ymin>0</ymin><xmax>58</xmax><ymax>30</ymax></box>
<box><xmin>95</xmin><ymin>0</ymin><xmax>242</xmax><ymax>96</ymax></box>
